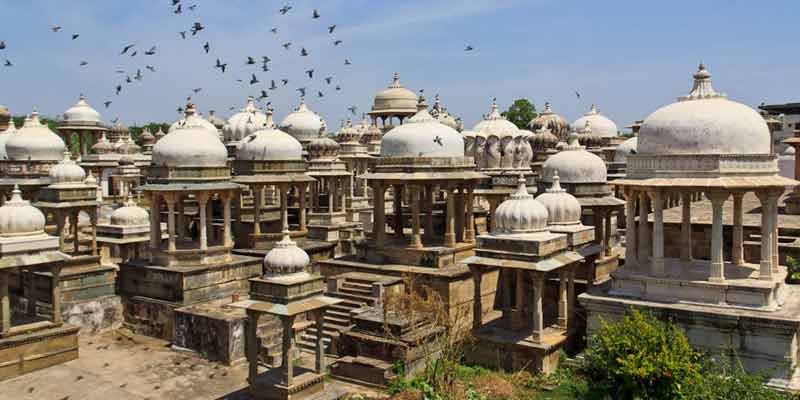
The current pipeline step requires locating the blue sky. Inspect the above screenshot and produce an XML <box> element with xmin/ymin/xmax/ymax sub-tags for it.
<box><xmin>0</xmin><ymin>0</ymin><xmax>797</xmax><ymax>130</ymax></box>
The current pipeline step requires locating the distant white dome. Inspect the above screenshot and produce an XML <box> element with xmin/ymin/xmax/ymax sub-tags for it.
<box><xmin>263</xmin><ymin>233</ymin><xmax>310</xmax><ymax>275</ymax></box>
<box><xmin>0</xmin><ymin>186</ymin><xmax>46</xmax><ymax>237</ymax></box>
<box><xmin>783</xmin><ymin>146</ymin><xmax>796</xmax><ymax>156</ymax></box>
<box><xmin>5</xmin><ymin>111</ymin><xmax>66</xmax><ymax>161</ymax></box>
<box><xmin>372</xmin><ymin>72</ymin><xmax>417</xmax><ymax>113</ymax></box>
<box><xmin>573</xmin><ymin>104</ymin><xmax>618</xmax><ymax>138</ymax></box>
<box><xmin>110</xmin><ymin>195</ymin><xmax>149</xmax><ymax>226</ymax></box>
<box><xmin>614</xmin><ymin>136</ymin><xmax>638</xmax><ymax>162</ymax></box>
<box><xmin>472</xmin><ymin>98</ymin><xmax>519</xmax><ymax>137</ymax></box>
<box><xmin>541</xmin><ymin>133</ymin><xmax>607</xmax><ymax>184</ymax></box>
<box><xmin>63</xmin><ymin>95</ymin><xmax>103</xmax><ymax>125</ymax></box>
<box><xmin>237</xmin><ymin>110</ymin><xmax>303</xmax><ymax>161</ymax></box>
<box><xmin>279</xmin><ymin>98</ymin><xmax>324</xmax><ymax>143</ymax></box>
<box><xmin>493</xmin><ymin>177</ymin><xmax>549</xmax><ymax>234</ymax></box>
<box><xmin>153</xmin><ymin>116</ymin><xmax>228</xmax><ymax>168</ymax></box>
<box><xmin>206</xmin><ymin>110</ymin><xmax>226</xmax><ymax>130</ymax></box>
<box><xmin>169</xmin><ymin>104</ymin><xmax>218</xmax><ymax>138</ymax></box>
<box><xmin>380</xmin><ymin>109</ymin><xmax>464</xmax><ymax>157</ymax></box>
<box><xmin>49</xmin><ymin>151</ymin><xmax>86</xmax><ymax>184</ymax></box>
<box><xmin>0</xmin><ymin>118</ymin><xmax>16</xmax><ymax>160</ymax></box>
<box><xmin>638</xmin><ymin>64</ymin><xmax>770</xmax><ymax>156</ymax></box>
<box><xmin>535</xmin><ymin>173</ymin><xmax>582</xmax><ymax>225</ymax></box>
<box><xmin>224</xmin><ymin>97</ymin><xmax>267</xmax><ymax>142</ymax></box>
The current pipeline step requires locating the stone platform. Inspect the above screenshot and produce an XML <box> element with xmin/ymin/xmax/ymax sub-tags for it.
<box><xmin>249</xmin><ymin>366</ymin><xmax>325</xmax><ymax>400</ymax></box>
<box><xmin>356</xmin><ymin>238</ymin><xmax>475</xmax><ymax>269</ymax></box>
<box><xmin>234</xmin><ymin>238</ymin><xmax>336</xmax><ymax>263</ymax></box>
<box><xmin>0</xmin><ymin>322</ymin><xmax>79</xmax><ymax>381</ymax></box>
<box><xmin>465</xmin><ymin>320</ymin><xmax>568</xmax><ymax>374</ymax></box>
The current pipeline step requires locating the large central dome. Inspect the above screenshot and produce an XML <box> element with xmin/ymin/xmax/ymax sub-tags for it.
<box><xmin>153</xmin><ymin>114</ymin><xmax>228</xmax><ymax>167</ymax></box>
<box><xmin>62</xmin><ymin>95</ymin><xmax>104</xmax><ymax>126</ymax></box>
<box><xmin>380</xmin><ymin>109</ymin><xmax>463</xmax><ymax>158</ymax></box>
<box><xmin>237</xmin><ymin>109</ymin><xmax>303</xmax><ymax>161</ymax></box>
<box><xmin>637</xmin><ymin>64</ymin><xmax>770</xmax><ymax>156</ymax></box>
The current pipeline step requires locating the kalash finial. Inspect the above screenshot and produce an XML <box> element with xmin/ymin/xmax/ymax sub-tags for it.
<box><xmin>511</xmin><ymin>173</ymin><xmax>533</xmax><ymax>200</ymax></box>
<box><xmin>547</xmin><ymin>171</ymin><xmax>565</xmax><ymax>193</ymax></box>
<box><xmin>391</xmin><ymin>72</ymin><xmax>401</xmax><ymax>88</ymax></box>
<box><xmin>682</xmin><ymin>62</ymin><xmax>722</xmax><ymax>101</ymax></box>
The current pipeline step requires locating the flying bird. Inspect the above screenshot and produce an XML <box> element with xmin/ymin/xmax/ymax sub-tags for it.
<box><xmin>134</xmin><ymin>69</ymin><xmax>142</xmax><ymax>80</ymax></box>
<box><xmin>269</xmin><ymin>80</ymin><xmax>277</xmax><ymax>90</ymax></box>
<box><xmin>115</xmin><ymin>84</ymin><xmax>122</xmax><ymax>95</ymax></box>
<box><xmin>249</xmin><ymin>73</ymin><xmax>258</xmax><ymax>85</ymax></box>
<box><xmin>333</xmin><ymin>40</ymin><xmax>342</xmax><ymax>46</ymax></box>
<box><xmin>72</xmin><ymin>34</ymin><xmax>79</xmax><ymax>40</ymax></box>
<box><xmin>191</xmin><ymin>22</ymin><xmax>204</xmax><ymax>35</ymax></box>
<box><xmin>270</xmin><ymin>28</ymin><xmax>278</xmax><ymax>34</ymax></box>
<box><xmin>300</xmin><ymin>47</ymin><xmax>308</xmax><ymax>56</ymax></box>
<box><xmin>103</xmin><ymin>101</ymin><xmax>112</xmax><ymax>108</ymax></box>
<box><xmin>145</xmin><ymin>46</ymin><xmax>156</xmax><ymax>55</ymax></box>
<box><xmin>324</xmin><ymin>77</ymin><xmax>332</xmax><ymax>84</ymax></box>
<box><xmin>0</xmin><ymin>41</ymin><xmax>7</xmax><ymax>50</ymax></box>
<box><xmin>179</xmin><ymin>31</ymin><xmax>187</xmax><ymax>39</ymax></box>
<box><xmin>172</xmin><ymin>0</ymin><xmax>179</xmax><ymax>6</ymax></box>
<box><xmin>258</xmin><ymin>90</ymin><xmax>268</xmax><ymax>100</ymax></box>
<box><xmin>281</xmin><ymin>78</ymin><xmax>289</xmax><ymax>85</ymax></box>
<box><xmin>305</xmin><ymin>69</ymin><xmax>314</xmax><ymax>78</ymax></box>
<box><xmin>262</xmin><ymin>56</ymin><xmax>271</xmax><ymax>63</ymax></box>
<box><xmin>120</xmin><ymin>44</ymin><xmax>135</xmax><ymax>55</ymax></box>
<box><xmin>4</xmin><ymin>59</ymin><xmax>11</xmax><ymax>67</ymax></box>
<box><xmin>348</xmin><ymin>105</ymin><xmax>357</xmax><ymax>115</ymax></box>
<box><xmin>203</xmin><ymin>42</ymin><xmax>210</xmax><ymax>53</ymax></box>
<box><xmin>312</xmin><ymin>9</ymin><xmax>320</xmax><ymax>19</ymax></box>
<box><xmin>282</xmin><ymin>42</ymin><xmax>291</xmax><ymax>50</ymax></box>
<box><xmin>464</xmin><ymin>45</ymin><xmax>474</xmax><ymax>51</ymax></box>
<box><xmin>317</xmin><ymin>91</ymin><xmax>324</xmax><ymax>98</ymax></box>
<box><xmin>575</xmin><ymin>91</ymin><xmax>581</xmax><ymax>99</ymax></box>
<box><xmin>126</xmin><ymin>75</ymin><xmax>132</xmax><ymax>83</ymax></box>
<box><xmin>215</xmin><ymin>58</ymin><xmax>227</xmax><ymax>73</ymax></box>
<box><xmin>433</xmin><ymin>136</ymin><xmax>443</xmax><ymax>146</ymax></box>
<box><xmin>296</xmin><ymin>87</ymin><xmax>306</xmax><ymax>97</ymax></box>
<box><xmin>174</xmin><ymin>4</ymin><xmax>182</xmax><ymax>14</ymax></box>
<box><xmin>188</xmin><ymin>4</ymin><xmax>197</xmax><ymax>11</ymax></box>
<box><xmin>279</xmin><ymin>5</ymin><xmax>292</xmax><ymax>15</ymax></box>
<box><xmin>115</xmin><ymin>69</ymin><xmax>125</xmax><ymax>74</ymax></box>
<box><xmin>335</xmin><ymin>85</ymin><xmax>341</xmax><ymax>91</ymax></box>
<box><xmin>52</xmin><ymin>26</ymin><xmax>62</xmax><ymax>32</ymax></box>
<box><xmin>245</xmin><ymin>56</ymin><xmax>256</xmax><ymax>65</ymax></box>
<box><xmin>130</xmin><ymin>51</ymin><xmax>137</xmax><ymax>57</ymax></box>
<box><xmin>328</xmin><ymin>25</ymin><xmax>336</xmax><ymax>34</ymax></box>
<box><xmin>262</xmin><ymin>64</ymin><xmax>269</xmax><ymax>72</ymax></box>
<box><xmin>145</xmin><ymin>65</ymin><xmax>155</xmax><ymax>72</ymax></box>
<box><xmin>344</xmin><ymin>58</ymin><xmax>351</xmax><ymax>65</ymax></box>
<box><xmin>192</xmin><ymin>87</ymin><xmax>202</xmax><ymax>93</ymax></box>
<box><xmin>79</xmin><ymin>61</ymin><xmax>88</xmax><ymax>66</ymax></box>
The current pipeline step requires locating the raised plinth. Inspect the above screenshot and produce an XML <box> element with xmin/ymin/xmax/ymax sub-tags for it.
<box><xmin>356</xmin><ymin>239</ymin><xmax>475</xmax><ymax>268</ymax></box>
<box><xmin>0</xmin><ymin>322</ymin><xmax>79</xmax><ymax>381</ymax></box>
<box><xmin>465</xmin><ymin>320</ymin><xmax>567</xmax><ymax>374</ymax></box>
<box><xmin>610</xmin><ymin>260</ymin><xmax>784</xmax><ymax>310</ymax></box>
<box><xmin>249</xmin><ymin>366</ymin><xmax>325</xmax><ymax>400</ymax></box>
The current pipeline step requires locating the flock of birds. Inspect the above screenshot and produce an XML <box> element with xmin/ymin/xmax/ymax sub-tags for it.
<box><xmin>0</xmin><ymin>1</ymin><xmax>479</xmax><ymax>121</ymax></box>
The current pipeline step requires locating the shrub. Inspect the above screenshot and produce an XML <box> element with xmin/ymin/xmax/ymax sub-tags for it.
<box><xmin>582</xmin><ymin>309</ymin><xmax>702</xmax><ymax>399</ymax></box>
<box><xmin>687</xmin><ymin>352</ymin><xmax>793</xmax><ymax>400</ymax></box>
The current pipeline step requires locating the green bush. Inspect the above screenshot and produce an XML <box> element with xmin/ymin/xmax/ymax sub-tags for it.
<box><xmin>582</xmin><ymin>309</ymin><xmax>702</xmax><ymax>399</ymax></box>
<box><xmin>687</xmin><ymin>353</ymin><xmax>793</xmax><ymax>400</ymax></box>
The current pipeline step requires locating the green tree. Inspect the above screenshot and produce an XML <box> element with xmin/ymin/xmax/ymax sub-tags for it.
<box><xmin>501</xmin><ymin>99</ymin><xmax>537</xmax><ymax>129</ymax></box>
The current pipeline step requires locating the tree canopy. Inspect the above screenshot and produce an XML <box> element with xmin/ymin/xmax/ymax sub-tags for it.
<box><xmin>502</xmin><ymin>98</ymin><xmax>537</xmax><ymax>130</ymax></box>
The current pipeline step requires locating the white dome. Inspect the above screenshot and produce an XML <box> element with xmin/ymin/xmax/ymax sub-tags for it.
<box><xmin>380</xmin><ymin>109</ymin><xmax>464</xmax><ymax>158</ymax></box>
<box><xmin>263</xmin><ymin>233</ymin><xmax>310</xmax><ymax>275</ymax></box>
<box><xmin>0</xmin><ymin>186</ymin><xmax>46</xmax><ymax>237</ymax></box>
<box><xmin>638</xmin><ymin>64</ymin><xmax>770</xmax><ymax>156</ymax></box>
<box><xmin>207</xmin><ymin>110</ymin><xmax>226</xmax><ymax>130</ymax></box>
<box><xmin>572</xmin><ymin>104</ymin><xmax>618</xmax><ymax>138</ymax></box>
<box><xmin>110</xmin><ymin>195</ymin><xmax>149</xmax><ymax>226</ymax></box>
<box><xmin>614</xmin><ymin>136</ymin><xmax>638</xmax><ymax>162</ymax></box>
<box><xmin>237</xmin><ymin>110</ymin><xmax>303</xmax><ymax>161</ymax></box>
<box><xmin>472</xmin><ymin>98</ymin><xmax>519</xmax><ymax>137</ymax></box>
<box><xmin>224</xmin><ymin>97</ymin><xmax>267</xmax><ymax>142</ymax></box>
<box><xmin>169</xmin><ymin>104</ymin><xmax>219</xmax><ymax>139</ymax></box>
<box><xmin>535</xmin><ymin>173</ymin><xmax>582</xmax><ymax>225</ymax></box>
<box><xmin>372</xmin><ymin>73</ymin><xmax>417</xmax><ymax>112</ymax></box>
<box><xmin>153</xmin><ymin>116</ymin><xmax>228</xmax><ymax>168</ymax></box>
<box><xmin>0</xmin><ymin>119</ymin><xmax>16</xmax><ymax>160</ymax></box>
<box><xmin>430</xmin><ymin>95</ymin><xmax>459</xmax><ymax>130</ymax></box>
<box><xmin>541</xmin><ymin>133</ymin><xmax>607</xmax><ymax>184</ymax></box>
<box><xmin>493</xmin><ymin>177</ymin><xmax>549</xmax><ymax>234</ymax></box>
<box><xmin>279</xmin><ymin>98</ymin><xmax>324</xmax><ymax>143</ymax></box>
<box><xmin>63</xmin><ymin>95</ymin><xmax>103</xmax><ymax>125</ymax></box>
<box><xmin>49</xmin><ymin>151</ymin><xmax>86</xmax><ymax>184</ymax></box>
<box><xmin>5</xmin><ymin>111</ymin><xmax>66</xmax><ymax>161</ymax></box>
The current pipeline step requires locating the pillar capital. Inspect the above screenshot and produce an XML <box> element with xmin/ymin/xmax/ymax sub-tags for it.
<box><xmin>705</xmin><ymin>190</ymin><xmax>730</xmax><ymax>205</ymax></box>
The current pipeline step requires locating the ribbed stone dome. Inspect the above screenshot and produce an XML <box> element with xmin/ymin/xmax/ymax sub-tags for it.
<box><xmin>224</xmin><ymin>97</ymin><xmax>267</xmax><ymax>142</ymax></box>
<box><xmin>372</xmin><ymin>73</ymin><xmax>417</xmax><ymax>112</ymax></box>
<box><xmin>473</xmin><ymin>98</ymin><xmax>519</xmax><ymax>137</ymax></box>
<box><xmin>614</xmin><ymin>136</ymin><xmax>638</xmax><ymax>162</ymax></box>
<box><xmin>153</xmin><ymin>116</ymin><xmax>228</xmax><ymax>167</ymax></box>
<box><xmin>49</xmin><ymin>151</ymin><xmax>87</xmax><ymax>184</ymax></box>
<box><xmin>63</xmin><ymin>95</ymin><xmax>103</xmax><ymax>125</ymax></box>
<box><xmin>638</xmin><ymin>64</ymin><xmax>770</xmax><ymax>156</ymax></box>
<box><xmin>572</xmin><ymin>104</ymin><xmax>618</xmax><ymax>138</ymax></box>
<box><xmin>493</xmin><ymin>176</ymin><xmax>549</xmax><ymax>234</ymax></box>
<box><xmin>529</xmin><ymin>102</ymin><xmax>570</xmax><ymax>141</ymax></box>
<box><xmin>307</xmin><ymin>136</ymin><xmax>340</xmax><ymax>160</ymax></box>
<box><xmin>380</xmin><ymin>109</ymin><xmax>464</xmax><ymax>158</ymax></box>
<box><xmin>263</xmin><ymin>232</ymin><xmax>310</xmax><ymax>276</ymax></box>
<box><xmin>0</xmin><ymin>186</ymin><xmax>46</xmax><ymax>237</ymax></box>
<box><xmin>430</xmin><ymin>95</ymin><xmax>459</xmax><ymax>130</ymax></box>
<box><xmin>335</xmin><ymin>119</ymin><xmax>361</xmax><ymax>143</ymax></box>
<box><xmin>279</xmin><ymin>98</ymin><xmax>324</xmax><ymax>143</ymax></box>
<box><xmin>237</xmin><ymin>109</ymin><xmax>303</xmax><ymax>161</ymax></box>
<box><xmin>0</xmin><ymin>118</ymin><xmax>16</xmax><ymax>160</ymax></box>
<box><xmin>138</xmin><ymin>128</ymin><xmax>156</xmax><ymax>146</ymax></box>
<box><xmin>5</xmin><ymin>111</ymin><xmax>66</xmax><ymax>161</ymax></box>
<box><xmin>535</xmin><ymin>173</ymin><xmax>582</xmax><ymax>225</ymax></box>
<box><xmin>110</xmin><ymin>194</ymin><xmax>149</xmax><ymax>226</ymax></box>
<box><xmin>541</xmin><ymin>133</ymin><xmax>607</xmax><ymax>184</ymax></box>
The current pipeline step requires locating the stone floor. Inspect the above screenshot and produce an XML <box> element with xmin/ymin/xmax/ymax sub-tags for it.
<box><xmin>0</xmin><ymin>329</ymin><xmax>384</xmax><ymax>400</ymax></box>
<box><xmin>661</xmin><ymin>191</ymin><xmax>800</xmax><ymax>229</ymax></box>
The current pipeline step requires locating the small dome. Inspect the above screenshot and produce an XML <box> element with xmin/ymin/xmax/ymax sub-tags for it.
<box><xmin>154</xmin><ymin>127</ymin><xmax>166</xmax><ymax>141</ymax></box>
<box><xmin>360</xmin><ymin>120</ymin><xmax>382</xmax><ymax>146</ymax></box>
<box><xmin>153</xmin><ymin>115</ymin><xmax>228</xmax><ymax>168</ymax></box>
<box><xmin>529</xmin><ymin>127</ymin><xmax>559</xmax><ymax>151</ymax></box>
<box><xmin>109</xmin><ymin>121</ymin><xmax>129</xmax><ymax>139</ymax></box>
<box><xmin>528</xmin><ymin>102</ymin><xmax>570</xmax><ymax>141</ymax></box>
<box><xmin>169</xmin><ymin>103</ymin><xmax>219</xmax><ymax>138</ymax></box>
<box><xmin>541</xmin><ymin>132</ymin><xmax>607</xmax><ymax>184</ymax></box>
<box><xmin>372</xmin><ymin>72</ymin><xmax>417</xmax><ymax>113</ymax></box>
<box><xmin>638</xmin><ymin>64</ymin><xmax>771</xmax><ymax>156</ymax></box>
<box><xmin>0</xmin><ymin>186</ymin><xmax>46</xmax><ymax>237</ymax></box>
<box><xmin>783</xmin><ymin>146</ymin><xmax>796</xmax><ymax>156</ymax></box>
<box><xmin>380</xmin><ymin>109</ymin><xmax>464</xmax><ymax>158</ymax></box>
<box><xmin>91</xmin><ymin>133</ymin><xmax>114</xmax><ymax>154</ymax></box>
<box><xmin>110</xmin><ymin>194</ymin><xmax>149</xmax><ymax>226</ymax></box>
<box><xmin>493</xmin><ymin>176</ymin><xmax>549</xmax><ymax>234</ymax></box>
<box><xmin>5</xmin><ymin>111</ymin><xmax>66</xmax><ymax>161</ymax></box>
<box><xmin>237</xmin><ymin>109</ymin><xmax>304</xmax><ymax>161</ymax></box>
<box><xmin>49</xmin><ymin>151</ymin><xmax>87</xmax><ymax>184</ymax></box>
<box><xmin>279</xmin><ymin>98</ymin><xmax>324</xmax><ymax>143</ymax></box>
<box><xmin>572</xmin><ymin>104</ymin><xmax>618</xmax><ymax>138</ymax></box>
<box><xmin>307</xmin><ymin>135</ymin><xmax>340</xmax><ymax>160</ymax></box>
<box><xmin>614</xmin><ymin>136</ymin><xmax>638</xmax><ymax>162</ymax></box>
<box><xmin>473</xmin><ymin>98</ymin><xmax>519</xmax><ymax>137</ymax></box>
<box><xmin>118</xmin><ymin>136</ymin><xmax>141</xmax><ymax>155</ymax></box>
<box><xmin>535</xmin><ymin>173</ymin><xmax>582</xmax><ymax>225</ymax></box>
<box><xmin>224</xmin><ymin>97</ymin><xmax>267</xmax><ymax>142</ymax></box>
<box><xmin>63</xmin><ymin>94</ymin><xmax>103</xmax><ymax>125</ymax></box>
<box><xmin>336</xmin><ymin>119</ymin><xmax>361</xmax><ymax>143</ymax></box>
<box><xmin>138</xmin><ymin>128</ymin><xmax>156</xmax><ymax>146</ymax></box>
<box><xmin>263</xmin><ymin>232</ymin><xmax>310</xmax><ymax>276</ymax></box>
<box><xmin>84</xmin><ymin>171</ymin><xmax>98</xmax><ymax>186</ymax></box>
<box><xmin>207</xmin><ymin>110</ymin><xmax>226</xmax><ymax>130</ymax></box>
<box><xmin>0</xmin><ymin>118</ymin><xmax>16</xmax><ymax>160</ymax></box>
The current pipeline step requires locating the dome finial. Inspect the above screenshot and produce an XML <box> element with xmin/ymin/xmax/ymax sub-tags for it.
<box><xmin>391</xmin><ymin>72</ymin><xmax>401</xmax><ymax>88</ymax></box>
<box><xmin>547</xmin><ymin>171</ymin><xmax>565</xmax><ymax>193</ymax></box>
<box><xmin>511</xmin><ymin>173</ymin><xmax>533</xmax><ymax>200</ymax></box>
<box><xmin>417</xmin><ymin>89</ymin><xmax>428</xmax><ymax>111</ymax></box>
<box><xmin>681</xmin><ymin>62</ymin><xmax>723</xmax><ymax>101</ymax></box>
<box><xmin>589</xmin><ymin>103</ymin><xmax>597</xmax><ymax>114</ymax></box>
<box><xmin>10</xmin><ymin>184</ymin><xmax>22</xmax><ymax>202</ymax></box>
